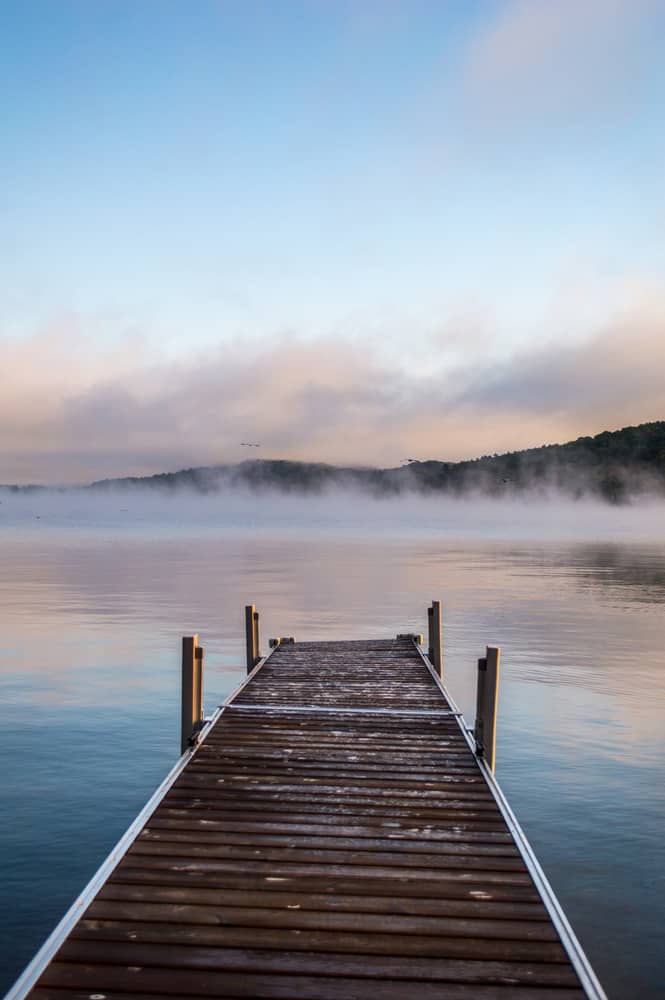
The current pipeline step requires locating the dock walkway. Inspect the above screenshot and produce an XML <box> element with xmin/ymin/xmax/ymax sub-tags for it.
<box><xmin>10</xmin><ymin>636</ymin><xmax>606</xmax><ymax>999</ymax></box>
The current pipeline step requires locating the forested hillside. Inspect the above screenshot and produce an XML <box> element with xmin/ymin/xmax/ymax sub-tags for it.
<box><xmin>83</xmin><ymin>421</ymin><xmax>665</xmax><ymax>504</ymax></box>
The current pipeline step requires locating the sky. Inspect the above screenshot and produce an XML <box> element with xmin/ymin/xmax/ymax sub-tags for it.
<box><xmin>2</xmin><ymin>0</ymin><xmax>665</xmax><ymax>483</ymax></box>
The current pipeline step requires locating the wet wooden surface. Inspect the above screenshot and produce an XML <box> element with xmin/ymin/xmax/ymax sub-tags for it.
<box><xmin>24</xmin><ymin>638</ymin><xmax>587</xmax><ymax>998</ymax></box>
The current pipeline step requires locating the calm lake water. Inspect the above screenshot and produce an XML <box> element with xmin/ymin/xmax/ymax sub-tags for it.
<box><xmin>1</xmin><ymin>490</ymin><xmax>665</xmax><ymax>998</ymax></box>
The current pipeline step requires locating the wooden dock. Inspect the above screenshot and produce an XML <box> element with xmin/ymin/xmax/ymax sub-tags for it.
<box><xmin>8</xmin><ymin>619</ymin><xmax>606</xmax><ymax>999</ymax></box>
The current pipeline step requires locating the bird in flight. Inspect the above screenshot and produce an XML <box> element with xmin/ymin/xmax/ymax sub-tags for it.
<box><xmin>240</xmin><ymin>442</ymin><xmax>261</xmax><ymax>447</ymax></box>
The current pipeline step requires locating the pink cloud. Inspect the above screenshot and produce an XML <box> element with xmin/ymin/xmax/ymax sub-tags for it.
<box><xmin>460</xmin><ymin>0</ymin><xmax>654</xmax><ymax>126</ymax></box>
<box><xmin>2</xmin><ymin>289</ymin><xmax>665</xmax><ymax>483</ymax></box>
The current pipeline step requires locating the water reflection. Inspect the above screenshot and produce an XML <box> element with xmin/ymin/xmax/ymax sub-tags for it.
<box><xmin>562</xmin><ymin>542</ymin><xmax>665</xmax><ymax>605</ymax></box>
<box><xmin>1</xmin><ymin>501</ymin><xmax>664</xmax><ymax>997</ymax></box>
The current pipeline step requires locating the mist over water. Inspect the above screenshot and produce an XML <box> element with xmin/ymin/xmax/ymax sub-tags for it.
<box><xmin>1</xmin><ymin>491</ymin><xmax>664</xmax><ymax>997</ymax></box>
<box><xmin>2</xmin><ymin>484</ymin><xmax>665</xmax><ymax>541</ymax></box>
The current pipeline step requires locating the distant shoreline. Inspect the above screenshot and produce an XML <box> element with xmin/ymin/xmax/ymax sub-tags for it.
<box><xmin>2</xmin><ymin>420</ymin><xmax>665</xmax><ymax>506</ymax></box>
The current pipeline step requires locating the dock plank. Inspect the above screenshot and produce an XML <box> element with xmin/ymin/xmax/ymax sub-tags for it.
<box><xmin>31</xmin><ymin>975</ymin><xmax>586</xmax><ymax>1000</ymax></box>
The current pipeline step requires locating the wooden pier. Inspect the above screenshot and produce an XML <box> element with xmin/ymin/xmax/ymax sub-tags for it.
<box><xmin>8</xmin><ymin>608</ymin><xmax>606</xmax><ymax>1000</ymax></box>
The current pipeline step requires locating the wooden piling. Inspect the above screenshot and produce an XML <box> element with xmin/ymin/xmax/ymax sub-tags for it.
<box><xmin>194</xmin><ymin>645</ymin><xmax>203</xmax><ymax>727</ymax></box>
<box><xmin>253</xmin><ymin>609</ymin><xmax>260</xmax><ymax>661</ymax></box>
<box><xmin>427</xmin><ymin>599</ymin><xmax>443</xmax><ymax>680</ymax></box>
<box><xmin>245</xmin><ymin>604</ymin><xmax>260</xmax><ymax>673</ymax></box>
<box><xmin>474</xmin><ymin>644</ymin><xmax>501</xmax><ymax>772</ymax></box>
<box><xmin>181</xmin><ymin>635</ymin><xmax>203</xmax><ymax>754</ymax></box>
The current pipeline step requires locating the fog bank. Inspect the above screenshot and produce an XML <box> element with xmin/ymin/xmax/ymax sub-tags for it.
<box><xmin>2</xmin><ymin>485</ymin><xmax>664</xmax><ymax>543</ymax></box>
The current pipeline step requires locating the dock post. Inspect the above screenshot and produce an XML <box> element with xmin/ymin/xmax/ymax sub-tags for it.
<box><xmin>474</xmin><ymin>645</ymin><xmax>500</xmax><ymax>772</ymax></box>
<box><xmin>181</xmin><ymin>635</ymin><xmax>204</xmax><ymax>754</ymax></box>
<box><xmin>427</xmin><ymin>600</ymin><xmax>443</xmax><ymax>680</ymax></box>
<box><xmin>245</xmin><ymin>604</ymin><xmax>261</xmax><ymax>673</ymax></box>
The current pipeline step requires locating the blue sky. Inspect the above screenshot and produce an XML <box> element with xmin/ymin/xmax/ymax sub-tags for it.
<box><xmin>2</xmin><ymin>1</ymin><xmax>665</xmax><ymax>482</ymax></box>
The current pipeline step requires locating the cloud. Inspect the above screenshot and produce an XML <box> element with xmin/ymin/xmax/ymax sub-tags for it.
<box><xmin>431</xmin><ymin>302</ymin><xmax>495</xmax><ymax>353</ymax></box>
<box><xmin>459</xmin><ymin>0</ymin><xmax>655</xmax><ymax>128</ymax></box>
<box><xmin>2</xmin><ymin>287</ymin><xmax>665</xmax><ymax>483</ymax></box>
<box><xmin>449</xmin><ymin>289</ymin><xmax>665</xmax><ymax>434</ymax></box>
